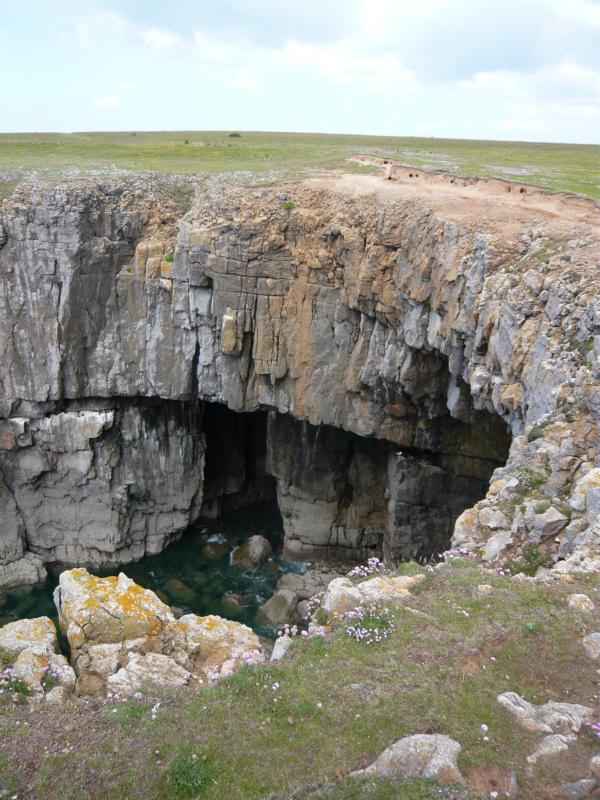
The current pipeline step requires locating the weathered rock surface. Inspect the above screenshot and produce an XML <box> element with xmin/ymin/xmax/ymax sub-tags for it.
<box><xmin>259</xmin><ymin>589</ymin><xmax>299</xmax><ymax>626</ymax></box>
<box><xmin>321</xmin><ymin>573</ymin><xmax>424</xmax><ymax>617</ymax></box>
<box><xmin>0</xmin><ymin>617</ymin><xmax>57</xmax><ymax>659</ymax></box>
<box><xmin>351</xmin><ymin>733</ymin><xmax>464</xmax><ymax>785</ymax></box>
<box><xmin>53</xmin><ymin>568</ymin><xmax>263</xmax><ymax>693</ymax></box>
<box><xmin>497</xmin><ymin>692</ymin><xmax>593</xmax><ymax>734</ymax></box>
<box><xmin>1</xmin><ymin>172</ymin><xmax>599</xmax><ymax>580</ymax></box>
<box><xmin>582</xmin><ymin>632</ymin><xmax>600</xmax><ymax>660</ymax></box>
<box><xmin>107</xmin><ymin>653</ymin><xmax>193</xmax><ymax>693</ymax></box>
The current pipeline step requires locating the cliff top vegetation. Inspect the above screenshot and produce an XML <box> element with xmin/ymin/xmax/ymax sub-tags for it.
<box><xmin>0</xmin><ymin>130</ymin><xmax>598</xmax><ymax>199</ymax></box>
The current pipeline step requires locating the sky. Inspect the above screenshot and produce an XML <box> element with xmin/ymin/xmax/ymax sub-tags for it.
<box><xmin>1</xmin><ymin>0</ymin><xmax>599</xmax><ymax>143</ymax></box>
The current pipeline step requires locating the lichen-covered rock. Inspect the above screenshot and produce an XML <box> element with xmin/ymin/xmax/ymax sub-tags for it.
<box><xmin>351</xmin><ymin>734</ymin><xmax>464</xmax><ymax>785</ymax></box>
<box><xmin>321</xmin><ymin>573</ymin><xmax>424</xmax><ymax>617</ymax></box>
<box><xmin>55</xmin><ymin>568</ymin><xmax>176</xmax><ymax>651</ymax></box>
<box><xmin>231</xmin><ymin>535</ymin><xmax>272</xmax><ymax>570</ymax></box>
<box><xmin>107</xmin><ymin>653</ymin><xmax>193</xmax><ymax>694</ymax></box>
<box><xmin>174</xmin><ymin>614</ymin><xmax>264</xmax><ymax>681</ymax></box>
<box><xmin>0</xmin><ymin>617</ymin><xmax>57</xmax><ymax>659</ymax></box>
<box><xmin>53</xmin><ymin>568</ymin><xmax>264</xmax><ymax>694</ymax></box>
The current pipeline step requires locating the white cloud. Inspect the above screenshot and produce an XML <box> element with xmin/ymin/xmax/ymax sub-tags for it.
<box><xmin>95</xmin><ymin>95</ymin><xmax>121</xmax><ymax>108</ymax></box>
<box><xmin>281</xmin><ymin>39</ymin><xmax>415</xmax><ymax>91</ymax></box>
<box><xmin>230</xmin><ymin>72</ymin><xmax>257</xmax><ymax>91</ymax></box>
<box><xmin>140</xmin><ymin>27</ymin><xmax>184</xmax><ymax>51</ymax></box>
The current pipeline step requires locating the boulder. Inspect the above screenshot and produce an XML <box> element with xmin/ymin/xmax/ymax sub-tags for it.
<box><xmin>55</xmin><ymin>569</ymin><xmax>176</xmax><ymax>652</ymax></box>
<box><xmin>321</xmin><ymin>573</ymin><xmax>424</xmax><ymax>617</ymax></box>
<box><xmin>497</xmin><ymin>692</ymin><xmax>592</xmax><ymax>734</ymax></box>
<box><xmin>351</xmin><ymin>734</ymin><xmax>464</xmax><ymax>785</ymax></box>
<box><xmin>259</xmin><ymin>590</ymin><xmax>299</xmax><ymax>626</ymax></box>
<box><xmin>231</xmin><ymin>535</ymin><xmax>272</xmax><ymax>570</ymax></box>
<box><xmin>526</xmin><ymin>734</ymin><xmax>575</xmax><ymax>765</ymax></box>
<box><xmin>107</xmin><ymin>653</ymin><xmax>192</xmax><ymax>694</ymax></box>
<box><xmin>567</xmin><ymin>593</ymin><xmax>595</xmax><ymax>613</ymax></box>
<box><xmin>320</xmin><ymin>578</ymin><xmax>363</xmax><ymax>616</ymax></box>
<box><xmin>54</xmin><ymin>568</ymin><xmax>264</xmax><ymax>693</ymax></box>
<box><xmin>529</xmin><ymin>507</ymin><xmax>569</xmax><ymax>543</ymax></box>
<box><xmin>276</xmin><ymin>569</ymin><xmax>335</xmax><ymax>600</ymax></box>
<box><xmin>271</xmin><ymin>635</ymin><xmax>293</xmax><ymax>661</ymax></box>
<box><xmin>0</xmin><ymin>617</ymin><xmax>57</xmax><ymax>659</ymax></box>
<box><xmin>582</xmin><ymin>633</ymin><xmax>600</xmax><ymax>660</ymax></box>
<box><xmin>175</xmin><ymin>613</ymin><xmax>264</xmax><ymax>681</ymax></box>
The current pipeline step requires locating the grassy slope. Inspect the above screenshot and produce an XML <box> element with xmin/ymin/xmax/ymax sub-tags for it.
<box><xmin>1</xmin><ymin>561</ymin><xmax>599</xmax><ymax>799</ymax></box>
<box><xmin>0</xmin><ymin>131</ymin><xmax>598</xmax><ymax>198</ymax></box>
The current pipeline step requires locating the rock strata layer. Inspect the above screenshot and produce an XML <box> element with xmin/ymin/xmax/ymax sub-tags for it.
<box><xmin>1</xmin><ymin>172</ymin><xmax>599</xmax><ymax>582</ymax></box>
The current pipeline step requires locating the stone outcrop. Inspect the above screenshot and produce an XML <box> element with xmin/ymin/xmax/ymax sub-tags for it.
<box><xmin>350</xmin><ymin>733</ymin><xmax>464</xmax><ymax>785</ymax></box>
<box><xmin>320</xmin><ymin>572</ymin><xmax>425</xmax><ymax>617</ymax></box>
<box><xmin>53</xmin><ymin>567</ymin><xmax>263</xmax><ymax>694</ymax></box>
<box><xmin>1</xmin><ymin>171</ymin><xmax>599</xmax><ymax>583</ymax></box>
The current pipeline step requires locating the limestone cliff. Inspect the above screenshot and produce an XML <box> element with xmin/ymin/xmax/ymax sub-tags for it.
<box><xmin>1</xmin><ymin>168</ymin><xmax>598</xmax><ymax>586</ymax></box>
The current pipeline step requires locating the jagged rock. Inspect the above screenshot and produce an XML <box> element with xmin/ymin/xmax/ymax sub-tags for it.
<box><xmin>107</xmin><ymin>653</ymin><xmax>193</xmax><ymax>694</ymax></box>
<box><xmin>582</xmin><ymin>633</ymin><xmax>600</xmax><ymax>660</ymax></box>
<box><xmin>0</xmin><ymin>177</ymin><xmax>598</xmax><ymax>577</ymax></box>
<box><xmin>481</xmin><ymin>530</ymin><xmax>512</xmax><ymax>562</ymax></box>
<box><xmin>350</xmin><ymin>734</ymin><xmax>464</xmax><ymax>785</ymax></box>
<box><xmin>231</xmin><ymin>535</ymin><xmax>272</xmax><ymax>570</ymax></box>
<box><xmin>259</xmin><ymin>590</ymin><xmax>299</xmax><ymax>626</ymax></box>
<box><xmin>54</xmin><ymin>568</ymin><xmax>263</xmax><ymax>693</ymax></box>
<box><xmin>321</xmin><ymin>573</ymin><xmax>424</xmax><ymax>617</ymax></box>
<box><xmin>529</xmin><ymin>507</ymin><xmax>569</xmax><ymax>543</ymax></box>
<box><xmin>0</xmin><ymin>617</ymin><xmax>57</xmax><ymax>659</ymax></box>
<box><xmin>271</xmin><ymin>635</ymin><xmax>294</xmax><ymax>661</ymax></box>
<box><xmin>527</xmin><ymin>734</ymin><xmax>575</xmax><ymax>765</ymax></box>
<box><xmin>175</xmin><ymin>613</ymin><xmax>263</xmax><ymax>681</ymax></box>
<box><xmin>567</xmin><ymin>594</ymin><xmax>595</xmax><ymax>613</ymax></box>
<box><xmin>497</xmin><ymin>692</ymin><xmax>593</xmax><ymax>734</ymax></box>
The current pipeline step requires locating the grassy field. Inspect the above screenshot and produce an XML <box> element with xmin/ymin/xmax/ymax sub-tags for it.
<box><xmin>1</xmin><ymin>560</ymin><xmax>599</xmax><ymax>799</ymax></box>
<box><xmin>0</xmin><ymin>131</ymin><xmax>598</xmax><ymax>199</ymax></box>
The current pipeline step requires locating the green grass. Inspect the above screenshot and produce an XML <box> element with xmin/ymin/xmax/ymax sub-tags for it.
<box><xmin>0</xmin><ymin>131</ymin><xmax>598</xmax><ymax>198</ymax></box>
<box><xmin>1</xmin><ymin>562</ymin><xmax>598</xmax><ymax>799</ymax></box>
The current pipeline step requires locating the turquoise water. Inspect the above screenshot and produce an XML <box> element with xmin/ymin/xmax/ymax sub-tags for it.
<box><xmin>0</xmin><ymin>502</ymin><xmax>306</xmax><ymax>639</ymax></box>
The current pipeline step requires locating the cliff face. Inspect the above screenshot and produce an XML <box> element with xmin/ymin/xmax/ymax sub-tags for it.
<box><xmin>0</xmin><ymin>170</ymin><xmax>598</xmax><ymax>586</ymax></box>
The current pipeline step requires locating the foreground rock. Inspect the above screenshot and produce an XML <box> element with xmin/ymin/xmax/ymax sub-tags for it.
<box><xmin>321</xmin><ymin>573</ymin><xmax>425</xmax><ymax>617</ymax></box>
<box><xmin>350</xmin><ymin>734</ymin><xmax>464</xmax><ymax>785</ymax></box>
<box><xmin>0</xmin><ymin>616</ymin><xmax>75</xmax><ymax>700</ymax></box>
<box><xmin>54</xmin><ymin>568</ymin><xmax>263</xmax><ymax>694</ymax></box>
<box><xmin>0</xmin><ymin>617</ymin><xmax>58</xmax><ymax>659</ymax></box>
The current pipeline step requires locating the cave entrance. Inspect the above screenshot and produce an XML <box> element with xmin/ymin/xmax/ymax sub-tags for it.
<box><xmin>198</xmin><ymin>403</ymin><xmax>510</xmax><ymax>565</ymax></box>
<box><xmin>200</xmin><ymin>403</ymin><xmax>278</xmax><ymax>519</ymax></box>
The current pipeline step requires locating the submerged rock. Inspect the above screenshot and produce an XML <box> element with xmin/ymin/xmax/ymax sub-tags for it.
<box><xmin>231</xmin><ymin>535</ymin><xmax>273</xmax><ymax>570</ymax></box>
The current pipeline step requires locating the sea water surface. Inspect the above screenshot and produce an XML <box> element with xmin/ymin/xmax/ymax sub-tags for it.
<box><xmin>0</xmin><ymin>502</ymin><xmax>306</xmax><ymax>638</ymax></box>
